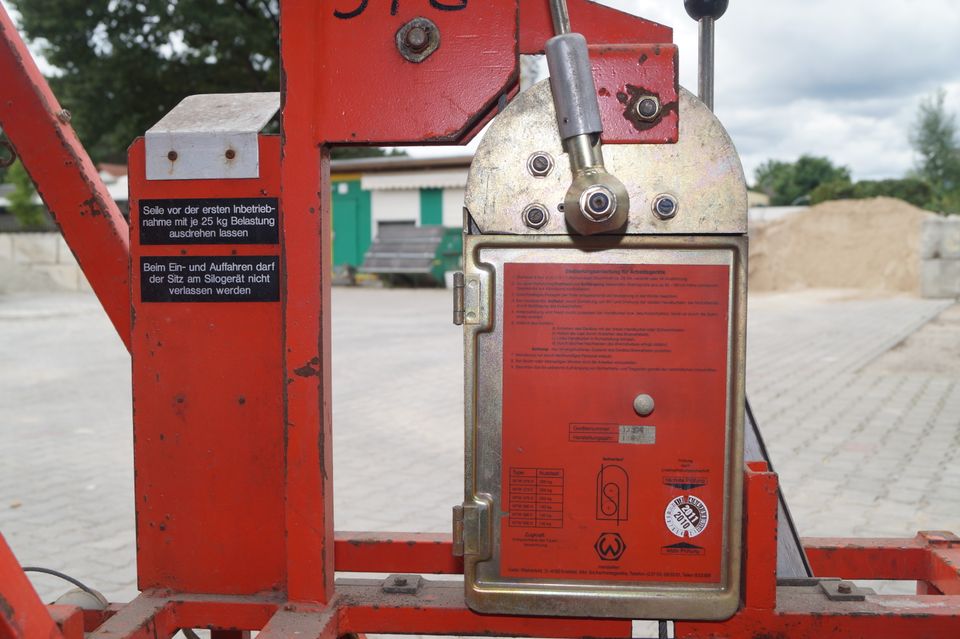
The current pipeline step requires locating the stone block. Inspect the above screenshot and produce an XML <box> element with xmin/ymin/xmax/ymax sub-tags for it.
<box><xmin>940</xmin><ymin>217</ymin><xmax>960</xmax><ymax>259</ymax></box>
<box><xmin>31</xmin><ymin>264</ymin><xmax>82</xmax><ymax>291</ymax></box>
<box><xmin>55</xmin><ymin>235</ymin><xmax>79</xmax><ymax>266</ymax></box>
<box><xmin>0</xmin><ymin>234</ymin><xmax>13</xmax><ymax>261</ymax></box>
<box><xmin>12</xmin><ymin>232</ymin><xmax>59</xmax><ymax>265</ymax></box>
<box><xmin>921</xmin><ymin>216</ymin><xmax>945</xmax><ymax>259</ymax></box>
<box><xmin>921</xmin><ymin>259</ymin><xmax>960</xmax><ymax>299</ymax></box>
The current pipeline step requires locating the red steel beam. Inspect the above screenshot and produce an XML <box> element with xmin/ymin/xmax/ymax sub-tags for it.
<box><xmin>334</xmin><ymin>532</ymin><xmax>462</xmax><ymax>574</ymax></box>
<box><xmin>0</xmin><ymin>6</ymin><xmax>130</xmax><ymax>349</ymax></box>
<box><xmin>804</xmin><ymin>537</ymin><xmax>931</xmax><ymax>580</ymax></box>
<box><xmin>0</xmin><ymin>534</ymin><xmax>65</xmax><ymax>639</ymax></box>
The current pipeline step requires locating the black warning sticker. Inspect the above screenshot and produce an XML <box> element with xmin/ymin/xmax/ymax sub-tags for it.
<box><xmin>139</xmin><ymin>198</ymin><xmax>279</xmax><ymax>245</ymax></box>
<box><xmin>140</xmin><ymin>256</ymin><xmax>279</xmax><ymax>303</ymax></box>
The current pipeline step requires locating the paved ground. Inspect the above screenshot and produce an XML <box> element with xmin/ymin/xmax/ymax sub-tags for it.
<box><xmin>1</xmin><ymin>288</ymin><xmax>958</xmax><ymax>614</ymax></box>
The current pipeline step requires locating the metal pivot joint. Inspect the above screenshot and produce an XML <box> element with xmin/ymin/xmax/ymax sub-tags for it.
<box><xmin>545</xmin><ymin>0</ymin><xmax>629</xmax><ymax>235</ymax></box>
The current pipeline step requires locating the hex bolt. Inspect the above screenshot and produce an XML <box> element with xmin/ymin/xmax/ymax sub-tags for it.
<box><xmin>633</xmin><ymin>393</ymin><xmax>655</xmax><ymax>417</ymax></box>
<box><xmin>394</xmin><ymin>577</ymin><xmax>408</xmax><ymax>587</ymax></box>
<box><xmin>653</xmin><ymin>194</ymin><xmax>679</xmax><ymax>220</ymax></box>
<box><xmin>579</xmin><ymin>185</ymin><xmax>616</xmax><ymax>222</ymax></box>
<box><xmin>396</xmin><ymin>17</ymin><xmax>440</xmax><ymax>63</ymax></box>
<box><xmin>167</xmin><ymin>150</ymin><xmax>179</xmax><ymax>162</ymax></box>
<box><xmin>405</xmin><ymin>26</ymin><xmax>429</xmax><ymax>52</ymax></box>
<box><xmin>837</xmin><ymin>581</ymin><xmax>853</xmax><ymax>594</ymax></box>
<box><xmin>523</xmin><ymin>203</ymin><xmax>549</xmax><ymax>229</ymax></box>
<box><xmin>527</xmin><ymin>152</ymin><xmax>554</xmax><ymax>177</ymax></box>
<box><xmin>635</xmin><ymin>96</ymin><xmax>661</xmax><ymax>121</ymax></box>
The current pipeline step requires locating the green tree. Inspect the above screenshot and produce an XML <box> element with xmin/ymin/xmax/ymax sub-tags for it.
<box><xmin>910</xmin><ymin>89</ymin><xmax>960</xmax><ymax>213</ymax></box>
<box><xmin>10</xmin><ymin>1</ymin><xmax>397</xmax><ymax>162</ymax></box>
<box><xmin>810</xmin><ymin>177</ymin><xmax>934</xmax><ymax>209</ymax></box>
<box><xmin>6</xmin><ymin>160</ymin><xmax>47</xmax><ymax>228</ymax></box>
<box><xmin>754</xmin><ymin>155</ymin><xmax>852</xmax><ymax>206</ymax></box>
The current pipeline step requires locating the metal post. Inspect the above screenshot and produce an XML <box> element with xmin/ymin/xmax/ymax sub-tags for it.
<box><xmin>684</xmin><ymin>0</ymin><xmax>729</xmax><ymax>112</ymax></box>
<box><xmin>698</xmin><ymin>16</ymin><xmax>715</xmax><ymax>111</ymax></box>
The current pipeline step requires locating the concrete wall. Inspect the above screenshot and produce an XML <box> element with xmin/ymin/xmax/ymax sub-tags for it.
<box><xmin>921</xmin><ymin>216</ymin><xmax>960</xmax><ymax>299</ymax></box>
<box><xmin>0</xmin><ymin>232</ymin><xmax>91</xmax><ymax>293</ymax></box>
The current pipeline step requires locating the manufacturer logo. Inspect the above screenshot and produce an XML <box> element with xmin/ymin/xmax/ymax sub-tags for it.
<box><xmin>664</xmin><ymin>495</ymin><xmax>710</xmax><ymax>538</ymax></box>
<box><xmin>596</xmin><ymin>464</ymin><xmax>629</xmax><ymax>523</ymax></box>
<box><xmin>594</xmin><ymin>532</ymin><xmax>627</xmax><ymax>561</ymax></box>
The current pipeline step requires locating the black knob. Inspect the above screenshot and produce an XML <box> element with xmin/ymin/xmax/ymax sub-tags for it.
<box><xmin>684</xmin><ymin>0</ymin><xmax>729</xmax><ymax>21</ymax></box>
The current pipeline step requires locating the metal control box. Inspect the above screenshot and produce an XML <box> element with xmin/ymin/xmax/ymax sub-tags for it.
<box><xmin>456</xmin><ymin>83</ymin><xmax>748</xmax><ymax>620</ymax></box>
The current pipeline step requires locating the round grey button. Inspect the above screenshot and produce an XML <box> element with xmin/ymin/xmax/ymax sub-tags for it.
<box><xmin>633</xmin><ymin>393</ymin><xmax>655</xmax><ymax>417</ymax></box>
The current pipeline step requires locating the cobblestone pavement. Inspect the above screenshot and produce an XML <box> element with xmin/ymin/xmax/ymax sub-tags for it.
<box><xmin>0</xmin><ymin>288</ymin><xmax>957</xmax><ymax>609</ymax></box>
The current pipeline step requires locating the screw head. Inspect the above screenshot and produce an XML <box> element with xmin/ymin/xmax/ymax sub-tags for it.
<box><xmin>527</xmin><ymin>152</ymin><xmax>554</xmax><ymax>177</ymax></box>
<box><xmin>523</xmin><ymin>203</ymin><xmax>549</xmax><ymax>229</ymax></box>
<box><xmin>405</xmin><ymin>26</ymin><xmax>429</xmax><ymax>52</ymax></box>
<box><xmin>653</xmin><ymin>194</ymin><xmax>678</xmax><ymax>220</ymax></box>
<box><xmin>580</xmin><ymin>186</ymin><xmax>617</xmax><ymax>222</ymax></box>
<box><xmin>635</xmin><ymin>96</ymin><xmax>661</xmax><ymax>121</ymax></box>
<box><xmin>225</xmin><ymin>149</ymin><xmax>236</xmax><ymax>160</ymax></box>
<box><xmin>633</xmin><ymin>393</ymin><xmax>655</xmax><ymax>417</ymax></box>
<box><xmin>167</xmin><ymin>150</ymin><xmax>179</xmax><ymax>162</ymax></box>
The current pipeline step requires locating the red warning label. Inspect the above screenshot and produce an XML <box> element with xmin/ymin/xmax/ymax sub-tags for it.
<box><xmin>500</xmin><ymin>262</ymin><xmax>731</xmax><ymax>583</ymax></box>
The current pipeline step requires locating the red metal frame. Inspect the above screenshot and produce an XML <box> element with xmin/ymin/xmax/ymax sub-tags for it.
<box><xmin>2</xmin><ymin>1</ymin><xmax>959</xmax><ymax>638</ymax></box>
<box><xmin>0</xmin><ymin>6</ymin><xmax>130</xmax><ymax>350</ymax></box>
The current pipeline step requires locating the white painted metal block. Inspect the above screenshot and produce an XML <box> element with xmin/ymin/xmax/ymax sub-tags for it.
<box><xmin>145</xmin><ymin>92</ymin><xmax>280</xmax><ymax>181</ymax></box>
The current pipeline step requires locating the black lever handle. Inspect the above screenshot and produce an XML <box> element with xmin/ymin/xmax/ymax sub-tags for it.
<box><xmin>684</xmin><ymin>0</ymin><xmax>729</xmax><ymax>21</ymax></box>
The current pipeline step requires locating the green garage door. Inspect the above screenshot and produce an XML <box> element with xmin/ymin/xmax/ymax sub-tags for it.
<box><xmin>332</xmin><ymin>180</ymin><xmax>371</xmax><ymax>267</ymax></box>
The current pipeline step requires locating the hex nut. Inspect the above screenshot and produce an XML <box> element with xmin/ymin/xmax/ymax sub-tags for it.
<box><xmin>635</xmin><ymin>96</ymin><xmax>661</xmax><ymax>121</ymax></box>
<box><xmin>396</xmin><ymin>18</ymin><xmax>440</xmax><ymax>63</ymax></box>
<box><xmin>522</xmin><ymin>203</ymin><xmax>549</xmax><ymax>229</ymax></box>
<box><xmin>653</xmin><ymin>194</ymin><xmax>679</xmax><ymax>220</ymax></box>
<box><xmin>580</xmin><ymin>186</ymin><xmax>617</xmax><ymax>222</ymax></box>
<box><xmin>527</xmin><ymin>152</ymin><xmax>554</xmax><ymax>178</ymax></box>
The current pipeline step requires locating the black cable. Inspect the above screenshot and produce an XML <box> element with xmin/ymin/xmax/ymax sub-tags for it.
<box><xmin>21</xmin><ymin>566</ymin><xmax>99</xmax><ymax>598</ymax></box>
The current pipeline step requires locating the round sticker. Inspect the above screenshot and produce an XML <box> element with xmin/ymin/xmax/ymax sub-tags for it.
<box><xmin>664</xmin><ymin>495</ymin><xmax>709</xmax><ymax>538</ymax></box>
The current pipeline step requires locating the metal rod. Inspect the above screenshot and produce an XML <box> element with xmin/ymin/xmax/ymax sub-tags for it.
<box><xmin>698</xmin><ymin>16</ymin><xmax>716</xmax><ymax>111</ymax></box>
<box><xmin>548</xmin><ymin>0</ymin><xmax>571</xmax><ymax>35</ymax></box>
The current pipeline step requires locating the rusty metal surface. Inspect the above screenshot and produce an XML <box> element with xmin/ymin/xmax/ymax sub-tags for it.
<box><xmin>0</xmin><ymin>4</ymin><xmax>131</xmax><ymax>350</ymax></box>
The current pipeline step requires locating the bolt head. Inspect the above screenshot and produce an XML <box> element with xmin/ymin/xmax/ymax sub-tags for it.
<box><xmin>406</xmin><ymin>26</ymin><xmax>429</xmax><ymax>52</ymax></box>
<box><xmin>527</xmin><ymin>152</ymin><xmax>554</xmax><ymax>177</ymax></box>
<box><xmin>523</xmin><ymin>204</ymin><xmax>549</xmax><ymax>229</ymax></box>
<box><xmin>633</xmin><ymin>394</ymin><xmax>655</xmax><ymax>417</ymax></box>
<box><xmin>635</xmin><ymin>96</ymin><xmax>661</xmax><ymax>121</ymax></box>
<box><xmin>837</xmin><ymin>581</ymin><xmax>853</xmax><ymax>594</ymax></box>
<box><xmin>653</xmin><ymin>194</ymin><xmax>678</xmax><ymax>220</ymax></box>
<box><xmin>167</xmin><ymin>150</ymin><xmax>179</xmax><ymax>162</ymax></box>
<box><xmin>580</xmin><ymin>186</ymin><xmax>616</xmax><ymax>222</ymax></box>
<box><xmin>395</xmin><ymin>577</ymin><xmax>408</xmax><ymax>587</ymax></box>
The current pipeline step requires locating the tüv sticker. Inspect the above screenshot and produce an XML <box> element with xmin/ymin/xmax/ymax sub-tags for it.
<box><xmin>664</xmin><ymin>495</ymin><xmax>709</xmax><ymax>538</ymax></box>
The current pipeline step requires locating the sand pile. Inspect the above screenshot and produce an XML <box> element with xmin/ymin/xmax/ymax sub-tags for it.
<box><xmin>749</xmin><ymin>197</ymin><xmax>935</xmax><ymax>294</ymax></box>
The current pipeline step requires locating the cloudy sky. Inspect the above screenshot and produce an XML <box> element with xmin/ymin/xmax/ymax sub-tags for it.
<box><xmin>407</xmin><ymin>0</ymin><xmax>960</xmax><ymax>184</ymax></box>
<box><xmin>3</xmin><ymin>0</ymin><xmax>959</xmax><ymax>183</ymax></box>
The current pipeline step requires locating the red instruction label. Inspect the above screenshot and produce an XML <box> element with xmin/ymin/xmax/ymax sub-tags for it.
<box><xmin>500</xmin><ymin>262</ymin><xmax>731</xmax><ymax>583</ymax></box>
